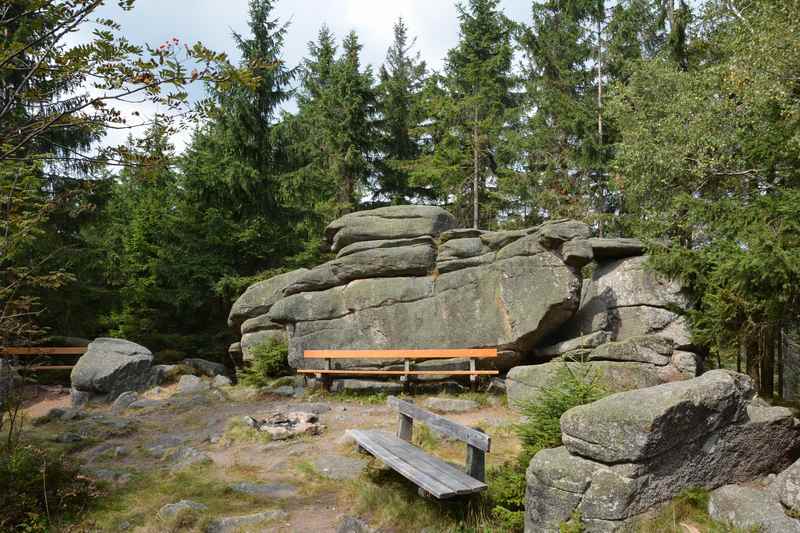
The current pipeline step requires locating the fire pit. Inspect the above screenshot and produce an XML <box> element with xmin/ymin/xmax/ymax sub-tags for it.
<box><xmin>242</xmin><ymin>411</ymin><xmax>324</xmax><ymax>440</ymax></box>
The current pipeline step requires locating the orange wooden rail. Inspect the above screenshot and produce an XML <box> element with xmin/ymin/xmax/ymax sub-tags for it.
<box><xmin>1</xmin><ymin>346</ymin><xmax>86</xmax><ymax>370</ymax></box>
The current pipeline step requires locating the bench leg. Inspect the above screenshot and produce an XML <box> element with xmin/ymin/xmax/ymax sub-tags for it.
<box><xmin>466</xmin><ymin>445</ymin><xmax>485</xmax><ymax>482</ymax></box>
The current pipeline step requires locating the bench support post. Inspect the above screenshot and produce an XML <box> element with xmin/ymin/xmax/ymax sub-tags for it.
<box><xmin>469</xmin><ymin>358</ymin><xmax>477</xmax><ymax>391</ymax></box>
<box><xmin>398</xmin><ymin>412</ymin><xmax>413</xmax><ymax>442</ymax></box>
<box><xmin>466</xmin><ymin>444</ymin><xmax>485</xmax><ymax>482</ymax></box>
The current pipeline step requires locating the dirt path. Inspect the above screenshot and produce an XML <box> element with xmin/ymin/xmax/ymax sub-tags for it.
<box><xmin>23</xmin><ymin>384</ymin><xmax>520</xmax><ymax>532</ymax></box>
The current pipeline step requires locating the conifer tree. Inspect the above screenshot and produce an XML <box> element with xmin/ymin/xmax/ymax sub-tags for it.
<box><xmin>375</xmin><ymin>18</ymin><xmax>428</xmax><ymax>204</ymax></box>
<box><xmin>286</xmin><ymin>28</ymin><xmax>376</xmax><ymax>218</ymax></box>
<box><xmin>417</xmin><ymin>0</ymin><xmax>516</xmax><ymax>228</ymax></box>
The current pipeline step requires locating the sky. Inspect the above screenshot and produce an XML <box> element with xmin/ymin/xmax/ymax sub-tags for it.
<box><xmin>82</xmin><ymin>0</ymin><xmax>533</xmax><ymax>150</ymax></box>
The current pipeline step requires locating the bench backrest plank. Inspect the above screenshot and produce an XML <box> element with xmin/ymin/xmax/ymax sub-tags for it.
<box><xmin>387</xmin><ymin>396</ymin><xmax>491</xmax><ymax>452</ymax></box>
<box><xmin>0</xmin><ymin>347</ymin><xmax>87</xmax><ymax>357</ymax></box>
<box><xmin>304</xmin><ymin>348</ymin><xmax>497</xmax><ymax>359</ymax></box>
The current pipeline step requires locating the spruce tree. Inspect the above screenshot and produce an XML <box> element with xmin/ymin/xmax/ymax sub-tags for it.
<box><xmin>416</xmin><ymin>0</ymin><xmax>515</xmax><ymax>228</ymax></box>
<box><xmin>285</xmin><ymin>28</ymin><xmax>376</xmax><ymax>218</ymax></box>
<box><xmin>375</xmin><ymin>18</ymin><xmax>428</xmax><ymax>204</ymax></box>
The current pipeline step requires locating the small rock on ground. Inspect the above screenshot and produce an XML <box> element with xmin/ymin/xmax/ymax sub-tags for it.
<box><xmin>157</xmin><ymin>500</ymin><xmax>208</xmax><ymax>520</ymax></box>
<box><xmin>337</xmin><ymin>515</ymin><xmax>378</xmax><ymax>533</ymax></box>
<box><xmin>111</xmin><ymin>391</ymin><xmax>138</xmax><ymax>414</ymax></box>
<box><xmin>229</xmin><ymin>482</ymin><xmax>297</xmax><ymax>498</ymax></box>
<box><xmin>128</xmin><ymin>398</ymin><xmax>165</xmax><ymax>409</ymax></box>
<box><xmin>313</xmin><ymin>454</ymin><xmax>367</xmax><ymax>480</ymax></box>
<box><xmin>423</xmin><ymin>397</ymin><xmax>479</xmax><ymax>413</ymax></box>
<box><xmin>176</xmin><ymin>374</ymin><xmax>210</xmax><ymax>394</ymax></box>
<box><xmin>212</xmin><ymin>375</ymin><xmax>232</xmax><ymax>387</ymax></box>
<box><xmin>205</xmin><ymin>509</ymin><xmax>287</xmax><ymax>533</ymax></box>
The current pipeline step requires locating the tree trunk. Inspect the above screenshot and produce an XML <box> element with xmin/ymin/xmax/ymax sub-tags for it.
<box><xmin>472</xmin><ymin>115</ymin><xmax>479</xmax><ymax>230</ymax></box>
<box><xmin>760</xmin><ymin>328</ymin><xmax>775</xmax><ymax>398</ymax></box>
<box><xmin>745</xmin><ymin>337</ymin><xmax>760</xmax><ymax>391</ymax></box>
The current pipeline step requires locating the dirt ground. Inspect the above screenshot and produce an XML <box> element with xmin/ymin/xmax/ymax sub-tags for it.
<box><xmin>21</xmin><ymin>381</ymin><xmax>521</xmax><ymax>533</ymax></box>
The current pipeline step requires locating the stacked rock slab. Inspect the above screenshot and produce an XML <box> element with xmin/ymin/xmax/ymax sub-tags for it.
<box><xmin>524</xmin><ymin>370</ymin><xmax>800</xmax><ymax>532</ymax></box>
<box><xmin>228</xmin><ymin>269</ymin><xmax>308</xmax><ymax>362</ymax></box>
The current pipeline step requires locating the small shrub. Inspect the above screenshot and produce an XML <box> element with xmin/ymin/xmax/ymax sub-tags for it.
<box><xmin>515</xmin><ymin>362</ymin><xmax>607</xmax><ymax>464</ymax></box>
<box><xmin>239</xmin><ymin>339</ymin><xmax>290</xmax><ymax>387</ymax></box>
<box><xmin>485</xmin><ymin>360</ymin><xmax>607</xmax><ymax>532</ymax></box>
<box><xmin>559</xmin><ymin>510</ymin><xmax>585</xmax><ymax>533</ymax></box>
<box><xmin>0</xmin><ymin>444</ymin><xmax>99</xmax><ymax>530</ymax></box>
<box><xmin>486</xmin><ymin>462</ymin><xmax>526</xmax><ymax>531</ymax></box>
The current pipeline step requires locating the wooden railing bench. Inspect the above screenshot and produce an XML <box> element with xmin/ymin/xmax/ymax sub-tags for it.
<box><xmin>0</xmin><ymin>346</ymin><xmax>87</xmax><ymax>371</ymax></box>
<box><xmin>297</xmin><ymin>348</ymin><xmax>498</xmax><ymax>389</ymax></box>
<box><xmin>349</xmin><ymin>396</ymin><xmax>490</xmax><ymax>499</ymax></box>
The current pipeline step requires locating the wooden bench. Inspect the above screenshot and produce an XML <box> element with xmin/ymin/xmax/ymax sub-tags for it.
<box><xmin>350</xmin><ymin>396</ymin><xmax>490</xmax><ymax>499</ymax></box>
<box><xmin>297</xmin><ymin>348</ymin><xmax>499</xmax><ymax>389</ymax></box>
<box><xmin>0</xmin><ymin>346</ymin><xmax>87</xmax><ymax>371</ymax></box>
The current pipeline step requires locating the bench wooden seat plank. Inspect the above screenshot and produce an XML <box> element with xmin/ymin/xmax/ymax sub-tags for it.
<box><xmin>296</xmin><ymin>369</ymin><xmax>499</xmax><ymax>376</ymax></box>
<box><xmin>304</xmin><ymin>348</ymin><xmax>497</xmax><ymax>359</ymax></box>
<box><xmin>350</xmin><ymin>429</ymin><xmax>487</xmax><ymax>498</ymax></box>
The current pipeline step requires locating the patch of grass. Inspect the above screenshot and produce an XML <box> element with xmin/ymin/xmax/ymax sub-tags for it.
<box><xmin>348</xmin><ymin>465</ymin><xmax>500</xmax><ymax>532</ymax></box>
<box><xmin>413</xmin><ymin>424</ymin><xmax>440</xmax><ymax>451</ymax></box>
<box><xmin>636</xmin><ymin>488</ymin><xmax>755</xmax><ymax>533</ymax></box>
<box><xmin>73</xmin><ymin>464</ymin><xmax>274</xmax><ymax>531</ymax></box>
<box><xmin>307</xmin><ymin>388</ymin><xmax>390</xmax><ymax>405</ymax></box>
<box><xmin>218</xmin><ymin>417</ymin><xmax>272</xmax><ymax>446</ymax></box>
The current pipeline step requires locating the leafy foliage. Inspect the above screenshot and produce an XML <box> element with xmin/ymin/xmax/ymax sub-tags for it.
<box><xmin>486</xmin><ymin>361</ymin><xmax>607</xmax><ymax>532</ymax></box>
<box><xmin>239</xmin><ymin>339</ymin><xmax>290</xmax><ymax>387</ymax></box>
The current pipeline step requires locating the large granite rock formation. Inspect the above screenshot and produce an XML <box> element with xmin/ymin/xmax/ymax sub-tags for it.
<box><xmin>71</xmin><ymin>338</ymin><xmax>154</xmax><ymax>400</ymax></box>
<box><xmin>270</xmin><ymin>214</ymin><xmax>591</xmax><ymax>370</ymax></box>
<box><xmin>227</xmin><ymin>205</ymin><xmax>695</xmax><ymax>376</ymax></box>
<box><xmin>524</xmin><ymin>370</ymin><xmax>800</xmax><ymax>532</ymax></box>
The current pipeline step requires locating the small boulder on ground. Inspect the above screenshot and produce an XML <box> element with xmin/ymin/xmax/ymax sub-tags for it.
<box><xmin>212</xmin><ymin>375</ymin><xmax>232</xmax><ymax>387</ymax></box>
<box><xmin>182</xmin><ymin>358</ymin><xmax>227</xmax><ymax>377</ymax></box>
<box><xmin>206</xmin><ymin>510</ymin><xmax>287</xmax><ymax>533</ymax></box>
<box><xmin>70</xmin><ymin>338</ymin><xmax>153</xmax><ymax>400</ymax></box>
<box><xmin>176</xmin><ymin>374</ymin><xmax>209</xmax><ymax>394</ymax></box>
<box><xmin>423</xmin><ymin>397</ymin><xmax>479</xmax><ymax>413</ymax></box>
<box><xmin>157</xmin><ymin>500</ymin><xmax>208</xmax><ymax>521</ymax></box>
<box><xmin>110</xmin><ymin>391</ymin><xmax>138</xmax><ymax>414</ymax></box>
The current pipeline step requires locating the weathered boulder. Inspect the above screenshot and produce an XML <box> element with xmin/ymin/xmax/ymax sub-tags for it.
<box><xmin>587</xmin><ymin>336</ymin><xmax>674</xmax><ymax>366</ymax></box>
<box><xmin>283</xmin><ymin>243</ymin><xmax>437</xmax><ymax>296</ymax></box>
<box><xmin>507</xmin><ymin>359</ymin><xmax>669</xmax><ymax>408</ymax></box>
<box><xmin>227</xmin><ymin>268</ymin><xmax>309</xmax><ymax>331</ymax></box>
<box><xmin>524</xmin><ymin>370</ymin><xmax>800</xmax><ymax>532</ymax></box>
<box><xmin>770</xmin><ymin>457</ymin><xmax>800</xmax><ymax>512</ymax></box>
<box><xmin>709</xmin><ymin>485</ymin><xmax>800</xmax><ymax>532</ymax></box>
<box><xmin>325</xmin><ymin>205</ymin><xmax>457</xmax><ymax>252</ymax></box>
<box><xmin>536</xmin><ymin>331</ymin><xmax>609</xmax><ymax>358</ymax></box>
<box><xmin>336</xmin><ymin>235</ymin><xmax>435</xmax><ymax>259</ymax></box>
<box><xmin>110</xmin><ymin>391</ymin><xmax>138</xmax><ymax>414</ymax></box>
<box><xmin>70</xmin><ymin>338</ymin><xmax>153</xmax><ymax>400</ymax></box>
<box><xmin>558</xmin><ymin>255</ymin><xmax>692</xmax><ymax>348</ymax></box>
<box><xmin>176</xmin><ymin>375</ymin><xmax>209</xmax><ymax>394</ymax></box>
